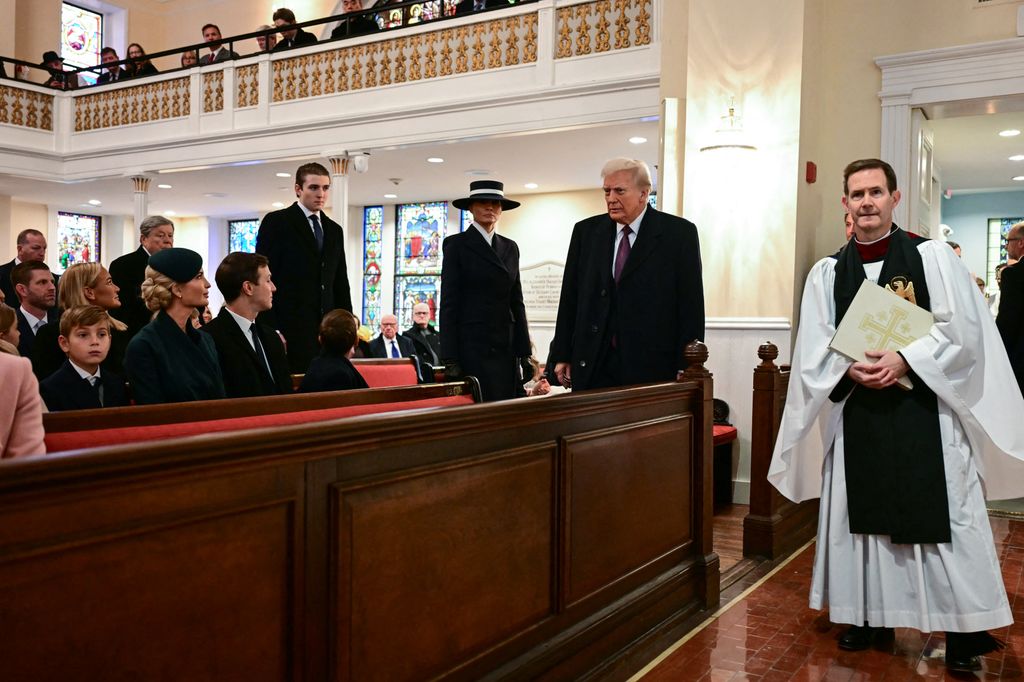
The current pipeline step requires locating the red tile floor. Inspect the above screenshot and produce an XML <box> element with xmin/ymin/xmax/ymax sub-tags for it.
<box><xmin>636</xmin><ymin>516</ymin><xmax>1024</xmax><ymax>681</ymax></box>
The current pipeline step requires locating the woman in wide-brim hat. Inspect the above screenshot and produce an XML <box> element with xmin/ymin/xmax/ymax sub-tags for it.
<box><xmin>440</xmin><ymin>180</ymin><xmax>531</xmax><ymax>402</ymax></box>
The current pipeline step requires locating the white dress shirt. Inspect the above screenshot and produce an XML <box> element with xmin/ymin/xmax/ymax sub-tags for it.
<box><xmin>472</xmin><ymin>222</ymin><xmax>495</xmax><ymax>247</ymax></box>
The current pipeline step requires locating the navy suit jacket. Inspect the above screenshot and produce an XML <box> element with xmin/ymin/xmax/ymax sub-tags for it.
<box><xmin>299</xmin><ymin>351</ymin><xmax>369</xmax><ymax>393</ymax></box>
<box><xmin>38</xmin><ymin>360</ymin><xmax>129</xmax><ymax>411</ymax></box>
<box><xmin>16</xmin><ymin>307</ymin><xmax>60</xmax><ymax>360</ymax></box>
<box><xmin>550</xmin><ymin>207</ymin><xmax>705</xmax><ymax>391</ymax></box>
<box><xmin>202</xmin><ymin>307</ymin><xmax>293</xmax><ymax>398</ymax></box>
<box><xmin>256</xmin><ymin>202</ymin><xmax>351</xmax><ymax>373</ymax></box>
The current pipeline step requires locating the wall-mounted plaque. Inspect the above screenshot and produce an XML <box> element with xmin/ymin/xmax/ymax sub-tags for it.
<box><xmin>520</xmin><ymin>260</ymin><xmax>565</xmax><ymax>323</ymax></box>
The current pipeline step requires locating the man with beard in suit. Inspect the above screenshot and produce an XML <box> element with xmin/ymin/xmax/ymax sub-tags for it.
<box><xmin>256</xmin><ymin>162</ymin><xmax>352</xmax><ymax>373</ymax></box>
<box><xmin>11</xmin><ymin>261</ymin><xmax>59</xmax><ymax>360</ymax></box>
<box><xmin>199</xmin><ymin>24</ymin><xmax>240</xmax><ymax>65</ymax></box>
<box><xmin>441</xmin><ymin>180</ymin><xmax>530</xmax><ymax>401</ymax></box>
<box><xmin>550</xmin><ymin>157</ymin><xmax>704</xmax><ymax>391</ymax></box>
<box><xmin>108</xmin><ymin>215</ymin><xmax>175</xmax><ymax>339</ymax></box>
<box><xmin>203</xmin><ymin>252</ymin><xmax>292</xmax><ymax>397</ymax></box>
<box><xmin>0</xmin><ymin>229</ymin><xmax>54</xmax><ymax>306</ymax></box>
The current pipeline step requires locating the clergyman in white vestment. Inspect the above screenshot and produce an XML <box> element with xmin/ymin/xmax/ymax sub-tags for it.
<box><xmin>768</xmin><ymin>159</ymin><xmax>1024</xmax><ymax>673</ymax></box>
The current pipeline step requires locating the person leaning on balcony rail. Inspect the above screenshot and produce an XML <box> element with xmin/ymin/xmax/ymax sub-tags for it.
<box><xmin>124</xmin><ymin>248</ymin><xmax>225</xmax><ymax>405</ymax></box>
<box><xmin>271</xmin><ymin>8</ymin><xmax>318</xmax><ymax>52</ymax></box>
<box><xmin>330</xmin><ymin>0</ymin><xmax>381</xmax><ymax>39</ymax></box>
<box><xmin>180</xmin><ymin>49</ymin><xmax>199</xmax><ymax>68</ymax></box>
<box><xmin>97</xmin><ymin>47</ymin><xmax>126</xmax><ymax>84</ymax></box>
<box><xmin>199</xmin><ymin>23</ymin><xmax>239</xmax><ymax>65</ymax></box>
<box><xmin>125</xmin><ymin>43</ymin><xmax>159</xmax><ymax>78</ymax></box>
<box><xmin>40</xmin><ymin>51</ymin><xmax>77</xmax><ymax>90</ymax></box>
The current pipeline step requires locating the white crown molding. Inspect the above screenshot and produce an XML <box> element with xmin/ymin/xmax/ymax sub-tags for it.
<box><xmin>705</xmin><ymin>317</ymin><xmax>791</xmax><ymax>331</ymax></box>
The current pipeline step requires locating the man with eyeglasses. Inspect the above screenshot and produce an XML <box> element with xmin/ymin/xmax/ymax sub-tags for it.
<box><xmin>404</xmin><ymin>302</ymin><xmax>441</xmax><ymax>370</ymax></box>
<box><xmin>997</xmin><ymin>221</ymin><xmax>1024</xmax><ymax>391</ymax></box>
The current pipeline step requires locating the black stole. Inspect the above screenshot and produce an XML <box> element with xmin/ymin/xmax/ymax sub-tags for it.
<box><xmin>833</xmin><ymin>227</ymin><xmax>950</xmax><ymax>544</ymax></box>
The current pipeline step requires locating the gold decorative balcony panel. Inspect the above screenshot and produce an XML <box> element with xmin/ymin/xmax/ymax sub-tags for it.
<box><xmin>0</xmin><ymin>85</ymin><xmax>53</xmax><ymax>131</ymax></box>
<box><xmin>235</xmin><ymin>65</ymin><xmax>260</xmax><ymax>108</ymax></box>
<box><xmin>74</xmin><ymin>78</ymin><xmax>190</xmax><ymax>132</ymax></box>
<box><xmin>556</xmin><ymin>0</ymin><xmax>651</xmax><ymax>59</ymax></box>
<box><xmin>270</xmin><ymin>14</ymin><xmax>538</xmax><ymax>103</ymax></box>
<box><xmin>203</xmin><ymin>72</ymin><xmax>224</xmax><ymax>113</ymax></box>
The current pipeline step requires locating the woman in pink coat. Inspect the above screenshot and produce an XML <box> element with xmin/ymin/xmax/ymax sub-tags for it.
<box><xmin>0</xmin><ymin>352</ymin><xmax>45</xmax><ymax>458</ymax></box>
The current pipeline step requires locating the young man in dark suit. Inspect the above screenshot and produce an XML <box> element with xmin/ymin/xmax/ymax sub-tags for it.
<box><xmin>440</xmin><ymin>180</ymin><xmax>530</xmax><ymax>401</ymax></box>
<box><xmin>550</xmin><ymin>158</ymin><xmax>704</xmax><ymax>391</ymax></box>
<box><xmin>12</xmin><ymin>261</ymin><xmax>59</xmax><ymax>360</ymax></box>
<box><xmin>256</xmin><ymin>162</ymin><xmax>352</xmax><ymax>373</ymax></box>
<box><xmin>203</xmin><ymin>252</ymin><xmax>293</xmax><ymax>398</ymax></box>
<box><xmin>271</xmin><ymin>8</ymin><xmax>319</xmax><ymax>52</ymax></box>
<box><xmin>96</xmin><ymin>47</ymin><xmax>126</xmax><ymax>84</ymax></box>
<box><xmin>109</xmin><ymin>215</ymin><xmax>175</xmax><ymax>339</ymax></box>
<box><xmin>38</xmin><ymin>306</ymin><xmax>128</xmax><ymax>411</ymax></box>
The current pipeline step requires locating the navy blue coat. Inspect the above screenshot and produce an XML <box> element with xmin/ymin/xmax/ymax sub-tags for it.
<box><xmin>299</xmin><ymin>351</ymin><xmax>369</xmax><ymax>393</ymax></box>
<box><xmin>38</xmin><ymin>360</ymin><xmax>129</xmax><ymax>411</ymax></box>
<box><xmin>124</xmin><ymin>310</ymin><xmax>226</xmax><ymax>404</ymax></box>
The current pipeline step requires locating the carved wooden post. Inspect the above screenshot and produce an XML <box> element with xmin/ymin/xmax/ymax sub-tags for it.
<box><xmin>682</xmin><ymin>340</ymin><xmax>719</xmax><ymax>608</ymax></box>
<box><xmin>742</xmin><ymin>342</ymin><xmax>818</xmax><ymax>559</ymax></box>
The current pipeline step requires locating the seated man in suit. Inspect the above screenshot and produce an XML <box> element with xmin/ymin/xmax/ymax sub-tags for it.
<box><xmin>299</xmin><ymin>309</ymin><xmax>369</xmax><ymax>393</ymax></box>
<box><xmin>0</xmin><ymin>228</ymin><xmax>52</xmax><ymax>305</ymax></box>
<box><xmin>199</xmin><ymin>23</ymin><xmax>240</xmax><ymax>65</ymax></box>
<box><xmin>96</xmin><ymin>47</ymin><xmax>126</xmax><ymax>84</ymax></box>
<box><xmin>202</xmin><ymin>252</ymin><xmax>293</xmax><ymax>398</ymax></box>
<box><xmin>271</xmin><ymin>8</ymin><xmax>318</xmax><ymax>52</ymax></box>
<box><xmin>11</xmin><ymin>261</ymin><xmax>58</xmax><ymax>360</ymax></box>
<box><xmin>404</xmin><ymin>302</ymin><xmax>441</xmax><ymax>370</ymax></box>
<box><xmin>330</xmin><ymin>0</ymin><xmax>381</xmax><ymax>39</ymax></box>
<box><xmin>369</xmin><ymin>314</ymin><xmax>417</xmax><ymax>360</ymax></box>
<box><xmin>109</xmin><ymin>215</ymin><xmax>175</xmax><ymax>340</ymax></box>
<box><xmin>38</xmin><ymin>305</ymin><xmax>128</xmax><ymax>411</ymax></box>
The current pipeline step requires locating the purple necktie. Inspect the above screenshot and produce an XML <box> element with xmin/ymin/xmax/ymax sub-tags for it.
<box><xmin>613</xmin><ymin>225</ymin><xmax>632</xmax><ymax>284</ymax></box>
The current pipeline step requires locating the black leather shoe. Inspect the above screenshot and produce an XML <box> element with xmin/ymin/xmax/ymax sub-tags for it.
<box><xmin>946</xmin><ymin>655</ymin><xmax>982</xmax><ymax>672</ymax></box>
<box><xmin>838</xmin><ymin>624</ymin><xmax>894</xmax><ymax>651</ymax></box>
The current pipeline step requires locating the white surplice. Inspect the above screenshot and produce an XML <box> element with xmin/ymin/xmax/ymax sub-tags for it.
<box><xmin>768</xmin><ymin>238</ymin><xmax>1024</xmax><ymax>631</ymax></box>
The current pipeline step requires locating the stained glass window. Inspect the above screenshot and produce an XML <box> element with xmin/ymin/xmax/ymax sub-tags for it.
<box><xmin>61</xmin><ymin>3</ymin><xmax>103</xmax><ymax>86</ymax></box>
<box><xmin>648</xmin><ymin>192</ymin><xmax>658</xmax><ymax>209</ymax></box>
<box><xmin>987</xmin><ymin>217</ymin><xmax>1022</xmax><ymax>289</ymax></box>
<box><xmin>228</xmin><ymin>219</ymin><xmax>259</xmax><ymax>253</ymax></box>
<box><xmin>460</xmin><ymin>209</ymin><xmax>473</xmax><ymax>233</ymax></box>
<box><xmin>395</xmin><ymin>202</ymin><xmax>447</xmax><ymax>328</ymax></box>
<box><xmin>56</xmin><ymin>211</ymin><xmax>101</xmax><ymax>274</ymax></box>
<box><xmin>362</xmin><ymin>206</ymin><xmax>384</xmax><ymax>332</ymax></box>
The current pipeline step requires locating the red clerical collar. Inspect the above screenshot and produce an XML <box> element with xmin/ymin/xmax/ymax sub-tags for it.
<box><xmin>854</xmin><ymin>228</ymin><xmax>895</xmax><ymax>262</ymax></box>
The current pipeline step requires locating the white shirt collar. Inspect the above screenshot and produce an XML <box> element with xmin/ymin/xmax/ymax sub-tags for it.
<box><xmin>225</xmin><ymin>306</ymin><xmax>256</xmax><ymax>336</ymax></box>
<box><xmin>19</xmin><ymin>306</ymin><xmax>44</xmax><ymax>332</ymax></box>
<box><xmin>619</xmin><ymin>205</ymin><xmax>648</xmax><ymax>234</ymax></box>
<box><xmin>297</xmin><ymin>202</ymin><xmax>321</xmax><ymax>221</ymax></box>
<box><xmin>142</xmin><ymin>245</ymin><xmax>152</xmax><ymax>257</ymax></box>
<box><xmin>472</xmin><ymin>222</ymin><xmax>494</xmax><ymax>246</ymax></box>
<box><xmin>69</xmin><ymin>360</ymin><xmax>101</xmax><ymax>381</ymax></box>
<box><xmin>13</xmin><ymin>257</ymin><xmax>22</xmax><ymax>266</ymax></box>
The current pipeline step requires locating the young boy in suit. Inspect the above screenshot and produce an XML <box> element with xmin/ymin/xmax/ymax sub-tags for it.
<box><xmin>299</xmin><ymin>309</ymin><xmax>369</xmax><ymax>393</ymax></box>
<box><xmin>39</xmin><ymin>305</ymin><xmax>129</xmax><ymax>411</ymax></box>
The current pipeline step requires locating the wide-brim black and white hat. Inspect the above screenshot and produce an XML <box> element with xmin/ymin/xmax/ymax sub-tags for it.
<box><xmin>451</xmin><ymin>180</ymin><xmax>520</xmax><ymax>211</ymax></box>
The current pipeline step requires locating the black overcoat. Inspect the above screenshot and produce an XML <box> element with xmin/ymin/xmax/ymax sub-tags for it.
<box><xmin>202</xmin><ymin>307</ymin><xmax>293</xmax><ymax>398</ymax></box>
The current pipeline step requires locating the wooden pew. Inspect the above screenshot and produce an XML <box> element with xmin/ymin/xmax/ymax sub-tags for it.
<box><xmin>43</xmin><ymin>378</ymin><xmax>482</xmax><ymax>452</ymax></box>
<box><xmin>743</xmin><ymin>342</ymin><xmax>819</xmax><ymax>559</ymax></box>
<box><xmin>0</xmin><ymin>345</ymin><xmax>718</xmax><ymax>681</ymax></box>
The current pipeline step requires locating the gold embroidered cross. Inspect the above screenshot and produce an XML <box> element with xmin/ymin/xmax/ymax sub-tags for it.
<box><xmin>858</xmin><ymin>306</ymin><xmax>914</xmax><ymax>350</ymax></box>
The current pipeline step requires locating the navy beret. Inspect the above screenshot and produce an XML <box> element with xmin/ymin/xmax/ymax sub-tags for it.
<box><xmin>148</xmin><ymin>248</ymin><xmax>203</xmax><ymax>283</ymax></box>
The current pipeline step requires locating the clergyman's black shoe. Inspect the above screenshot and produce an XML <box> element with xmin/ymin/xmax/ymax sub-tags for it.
<box><xmin>838</xmin><ymin>624</ymin><xmax>895</xmax><ymax>651</ymax></box>
<box><xmin>945</xmin><ymin>655</ymin><xmax>982</xmax><ymax>672</ymax></box>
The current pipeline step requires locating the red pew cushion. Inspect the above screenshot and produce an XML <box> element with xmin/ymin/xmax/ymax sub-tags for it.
<box><xmin>45</xmin><ymin>394</ymin><xmax>474</xmax><ymax>453</ymax></box>
<box><xmin>356</xmin><ymin>362</ymin><xmax>419</xmax><ymax>387</ymax></box>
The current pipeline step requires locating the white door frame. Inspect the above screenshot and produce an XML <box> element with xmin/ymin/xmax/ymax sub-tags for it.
<box><xmin>876</xmin><ymin>37</ymin><xmax>1024</xmax><ymax>228</ymax></box>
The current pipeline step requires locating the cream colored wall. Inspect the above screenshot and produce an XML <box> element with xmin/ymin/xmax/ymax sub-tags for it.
<box><xmin>14</xmin><ymin>0</ymin><xmax>59</xmax><ymax>64</ymax></box>
<box><xmin>811</xmin><ymin>0</ymin><xmax>1024</xmax><ymax>262</ymax></box>
<box><xmin>498</xmin><ymin>188</ymin><xmax>607</xmax><ymax>269</ymax></box>
<box><xmin>682</xmin><ymin>0</ymin><xmax>807</xmax><ymax>319</ymax></box>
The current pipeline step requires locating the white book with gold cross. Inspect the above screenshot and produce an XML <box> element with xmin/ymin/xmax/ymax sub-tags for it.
<box><xmin>828</xmin><ymin>278</ymin><xmax>934</xmax><ymax>390</ymax></box>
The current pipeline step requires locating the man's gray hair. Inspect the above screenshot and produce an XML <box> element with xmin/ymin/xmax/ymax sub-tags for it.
<box><xmin>139</xmin><ymin>215</ymin><xmax>174</xmax><ymax>238</ymax></box>
<box><xmin>601</xmin><ymin>158</ymin><xmax>653</xmax><ymax>190</ymax></box>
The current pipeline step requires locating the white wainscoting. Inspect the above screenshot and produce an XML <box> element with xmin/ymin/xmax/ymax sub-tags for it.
<box><xmin>705</xmin><ymin>317</ymin><xmax>792</xmax><ymax>504</ymax></box>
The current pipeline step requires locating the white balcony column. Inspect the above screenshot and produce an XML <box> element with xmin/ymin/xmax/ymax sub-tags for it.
<box><xmin>327</xmin><ymin>155</ymin><xmax>351</xmax><ymax>225</ymax></box>
<box><xmin>130</xmin><ymin>175</ymin><xmax>151</xmax><ymax>229</ymax></box>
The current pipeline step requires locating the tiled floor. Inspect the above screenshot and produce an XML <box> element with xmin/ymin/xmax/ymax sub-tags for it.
<box><xmin>638</xmin><ymin>516</ymin><xmax>1024</xmax><ymax>681</ymax></box>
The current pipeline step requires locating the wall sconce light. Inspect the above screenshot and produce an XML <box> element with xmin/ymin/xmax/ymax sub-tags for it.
<box><xmin>699</xmin><ymin>99</ymin><xmax>757</xmax><ymax>153</ymax></box>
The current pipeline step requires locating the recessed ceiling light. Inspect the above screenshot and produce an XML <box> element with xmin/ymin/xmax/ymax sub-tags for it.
<box><xmin>524</xmin><ymin>183</ymin><xmax>538</xmax><ymax>189</ymax></box>
<box><xmin>204</xmin><ymin>192</ymin><xmax>227</xmax><ymax>198</ymax></box>
<box><xmin>465</xmin><ymin>169</ymin><xmax>490</xmax><ymax>176</ymax></box>
<box><xmin>163</xmin><ymin>210</ymin><xmax>176</xmax><ymax>216</ymax></box>
<box><xmin>157</xmin><ymin>183</ymin><xmax>172</xmax><ymax>189</ymax></box>
<box><xmin>1011</xmin><ymin>155</ymin><xmax>1024</xmax><ymax>162</ymax></box>
<box><xmin>87</xmin><ymin>199</ymin><xmax>102</xmax><ymax>206</ymax></box>
<box><xmin>1013</xmin><ymin>175</ymin><xmax>1024</xmax><ymax>181</ymax></box>
<box><xmin>271</xmin><ymin>202</ymin><xmax>285</xmax><ymax>208</ymax></box>
<box><xmin>384</xmin><ymin>193</ymin><xmax>398</xmax><ymax>199</ymax></box>
<box><xmin>427</xmin><ymin>157</ymin><xmax>444</xmax><ymax>164</ymax></box>
<box><xmin>1000</xmin><ymin>129</ymin><xmax>1021</xmax><ymax>137</ymax></box>
<box><xmin>276</xmin><ymin>172</ymin><xmax>291</xmax><ymax>178</ymax></box>
<box><xmin>629</xmin><ymin>136</ymin><xmax>648</xmax><ymax>145</ymax></box>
